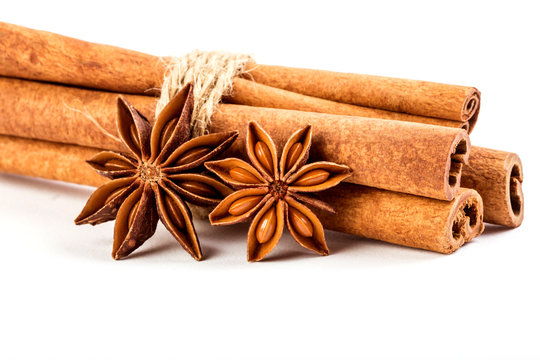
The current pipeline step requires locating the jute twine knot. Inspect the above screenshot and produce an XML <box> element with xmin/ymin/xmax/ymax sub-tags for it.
<box><xmin>157</xmin><ymin>51</ymin><xmax>252</xmax><ymax>220</ymax></box>
<box><xmin>156</xmin><ymin>50</ymin><xmax>253</xmax><ymax>137</ymax></box>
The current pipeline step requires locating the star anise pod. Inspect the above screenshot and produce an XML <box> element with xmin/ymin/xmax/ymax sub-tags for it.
<box><xmin>205</xmin><ymin>121</ymin><xmax>352</xmax><ymax>262</ymax></box>
<box><xmin>75</xmin><ymin>84</ymin><xmax>238</xmax><ymax>260</ymax></box>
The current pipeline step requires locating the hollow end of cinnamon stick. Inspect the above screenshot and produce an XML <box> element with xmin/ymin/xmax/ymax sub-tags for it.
<box><xmin>508</xmin><ymin>161</ymin><xmax>524</xmax><ymax>223</ymax></box>
<box><xmin>464</xmin><ymin>90</ymin><xmax>481</xmax><ymax>131</ymax></box>
<box><xmin>447</xmin><ymin>189</ymin><xmax>484</xmax><ymax>253</ymax></box>
<box><xmin>461</xmin><ymin>147</ymin><xmax>524</xmax><ymax>228</ymax></box>
<box><xmin>462</xmin><ymin>90</ymin><xmax>481</xmax><ymax>120</ymax></box>
<box><xmin>444</xmin><ymin>132</ymin><xmax>471</xmax><ymax>200</ymax></box>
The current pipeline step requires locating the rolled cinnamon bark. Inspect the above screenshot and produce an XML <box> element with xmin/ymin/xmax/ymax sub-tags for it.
<box><xmin>0</xmin><ymin>77</ymin><xmax>155</xmax><ymax>151</ymax></box>
<box><xmin>0</xmin><ymin>22</ymin><xmax>163</xmax><ymax>95</ymax></box>
<box><xmin>0</xmin><ymin>77</ymin><xmax>470</xmax><ymax>201</ymax></box>
<box><xmin>0</xmin><ymin>135</ymin><xmax>484</xmax><ymax>254</ymax></box>
<box><xmin>243</xmin><ymin>63</ymin><xmax>481</xmax><ymax>130</ymax></box>
<box><xmin>226</xmin><ymin>78</ymin><xmax>469</xmax><ymax>131</ymax></box>
<box><xmin>0</xmin><ymin>22</ymin><xmax>475</xmax><ymax>132</ymax></box>
<box><xmin>0</xmin><ymin>135</ymin><xmax>103</xmax><ymax>187</ymax></box>
<box><xmin>461</xmin><ymin>147</ymin><xmax>524</xmax><ymax>228</ymax></box>
<box><xmin>315</xmin><ymin>183</ymin><xmax>484</xmax><ymax>254</ymax></box>
<box><xmin>210</xmin><ymin>105</ymin><xmax>469</xmax><ymax>201</ymax></box>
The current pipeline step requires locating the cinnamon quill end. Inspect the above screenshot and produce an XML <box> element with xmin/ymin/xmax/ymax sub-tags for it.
<box><xmin>461</xmin><ymin>147</ymin><xmax>524</xmax><ymax>228</ymax></box>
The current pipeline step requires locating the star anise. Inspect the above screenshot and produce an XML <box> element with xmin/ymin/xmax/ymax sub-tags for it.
<box><xmin>205</xmin><ymin>121</ymin><xmax>352</xmax><ymax>262</ymax></box>
<box><xmin>75</xmin><ymin>84</ymin><xmax>238</xmax><ymax>260</ymax></box>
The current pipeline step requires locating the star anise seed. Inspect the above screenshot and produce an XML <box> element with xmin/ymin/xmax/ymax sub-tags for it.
<box><xmin>205</xmin><ymin>121</ymin><xmax>352</xmax><ymax>262</ymax></box>
<box><xmin>75</xmin><ymin>83</ymin><xmax>238</xmax><ymax>260</ymax></box>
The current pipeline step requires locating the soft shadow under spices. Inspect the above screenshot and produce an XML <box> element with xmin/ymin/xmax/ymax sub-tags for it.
<box><xmin>119</xmin><ymin>222</ymin><xmax>223</xmax><ymax>260</ymax></box>
<box><xmin>120</xmin><ymin>241</ymin><xmax>180</xmax><ymax>260</ymax></box>
<box><xmin>481</xmin><ymin>223</ymin><xmax>514</xmax><ymax>236</ymax></box>
<box><xmin>325</xmin><ymin>230</ymin><xmax>372</xmax><ymax>254</ymax></box>
<box><xmin>195</xmin><ymin>221</ymin><xmax>251</xmax><ymax>245</ymax></box>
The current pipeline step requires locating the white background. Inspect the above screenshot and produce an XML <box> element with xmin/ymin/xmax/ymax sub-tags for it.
<box><xmin>1</xmin><ymin>1</ymin><xmax>539</xmax><ymax>359</ymax></box>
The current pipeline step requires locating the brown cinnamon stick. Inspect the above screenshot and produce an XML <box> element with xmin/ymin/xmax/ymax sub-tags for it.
<box><xmin>0</xmin><ymin>22</ymin><xmax>475</xmax><ymax>132</ymax></box>
<box><xmin>461</xmin><ymin>147</ymin><xmax>524</xmax><ymax>228</ymax></box>
<box><xmin>0</xmin><ymin>135</ymin><xmax>103</xmax><ymax>187</ymax></box>
<box><xmin>0</xmin><ymin>76</ymin><xmax>469</xmax><ymax>201</ymax></box>
<box><xmin>316</xmin><ymin>184</ymin><xmax>484</xmax><ymax>254</ymax></box>
<box><xmin>243</xmin><ymin>63</ymin><xmax>481</xmax><ymax>129</ymax></box>
<box><xmin>210</xmin><ymin>105</ymin><xmax>469</xmax><ymax>201</ymax></box>
<box><xmin>0</xmin><ymin>22</ymin><xmax>163</xmax><ymax>95</ymax></box>
<box><xmin>0</xmin><ymin>77</ymin><xmax>155</xmax><ymax>150</ymax></box>
<box><xmin>226</xmin><ymin>78</ymin><xmax>469</xmax><ymax>131</ymax></box>
<box><xmin>0</xmin><ymin>134</ymin><xmax>484</xmax><ymax>254</ymax></box>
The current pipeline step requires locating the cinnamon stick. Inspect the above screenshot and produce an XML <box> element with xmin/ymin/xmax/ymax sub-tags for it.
<box><xmin>0</xmin><ymin>22</ymin><xmax>163</xmax><ymax>95</ymax></box>
<box><xmin>0</xmin><ymin>76</ymin><xmax>470</xmax><ymax>201</ymax></box>
<box><xmin>243</xmin><ymin>63</ymin><xmax>481</xmax><ymax>130</ymax></box>
<box><xmin>0</xmin><ymin>22</ymin><xmax>474</xmax><ymax>132</ymax></box>
<box><xmin>0</xmin><ymin>135</ymin><xmax>484</xmax><ymax>254</ymax></box>
<box><xmin>0</xmin><ymin>77</ymin><xmax>155</xmax><ymax>150</ymax></box>
<box><xmin>226</xmin><ymin>78</ymin><xmax>469</xmax><ymax>131</ymax></box>
<box><xmin>210</xmin><ymin>105</ymin><xmax>469</xmax><ymax>201</ymax></box>
<box><xmin>0</xmin><ymin>135</ymin><xmax>103</xmax><ymax>187</ymax></box>
<box><xmin>315</xmin><ymin>183</ymin><xmax>484</xmax><ymax>254</ymax></box>
<box><xmin>461</xmin><ymin>147</ymin><xmax>524</xmax><ymax>228</ymax></box>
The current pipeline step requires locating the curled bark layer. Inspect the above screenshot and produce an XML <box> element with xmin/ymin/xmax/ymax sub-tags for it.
<box><xmin>461</xmin><ymin>147</ymin><xmax>524</xmax><ymax>228</ymax></box>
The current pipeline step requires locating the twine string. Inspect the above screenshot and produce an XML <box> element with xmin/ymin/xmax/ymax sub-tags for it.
<box><xmin>65</xmin><ymin>51</ymin><xmax>251</xmax><ymax>148</ymax></box>
<box><xmin>156</xmin><ymin>50</ymin><xmax>253</xmax><ymax>137</ymax></box>
<box><xmin>156</xmin><ymin>51</ymin><xmax>253</xmax><ymax>219</ymax></box>
<box><xmin>66</xmin><ymin>51</ymin><xmax>251</xmax><ymax>144</ymax></box>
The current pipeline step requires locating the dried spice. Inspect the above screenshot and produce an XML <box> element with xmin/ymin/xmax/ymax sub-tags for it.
<box><xmin>75</xmin><ymin>84</ymin><xmax>238</xmax><ymax>260</ymax></box>
<box><xmin>206</xmin><ymin>122</ymin><xmax>352</xmax><ymax>261</ymax></box>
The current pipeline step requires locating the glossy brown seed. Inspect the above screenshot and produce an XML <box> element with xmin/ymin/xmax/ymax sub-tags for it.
<box><xmin>256</xmin><ymin>206</ymin><xmax>277</xmax><ymax>244</ymax></box>
<box><xmin>229</xmin><ymin>167</ymin><xmax>261</xmax><ymax>184</ymax></box>
<box><xmin>129</xmin><ymin>124</ymin><xmax>141</xmax><ymax>150</ymax></box>
<box><xmin>285</xmin><ymin>142</ymin><xmax>303</xmax><ymax>171</ymax></box>
<box><xmin>288</xmin><ymin>207</ymin><xmax>313</xmax><ymax>237</ymax></box>
<box><xmin>255</xmin><ymin>141</ymin><xmax>273</xmax><ymax>173</ymax></box>
<box><xmin>228</xmin><ymin>196</ymin><xmax>263</xmax><ymax>216</ymax></box>
<box><xmin>174</xmin><ymin>146</ymin><xmax>212</xmax><ymax>166</ymax></box>
<box><xmin>159</xmin><ymin>117</ymin><xmax>178</xmax><ymax>150</ymax></box>
<box><xmin>163</xmin><ymin>195</ymin><xmax>186</xmax><ymax>230</ymax></box>
<box><xmin>179</xmin><ymin>181</ymin><xmax>219</xmax><ymax>198</ymax></box>
<box><xmin>103</xmin><ymin>158</ymin><xmax>134</xmax><ymax>171</ymax></box>
<box><xmin>294</xmin><ymin>169</ymin><xmax>330</xmax><ymax>186</ymax></box>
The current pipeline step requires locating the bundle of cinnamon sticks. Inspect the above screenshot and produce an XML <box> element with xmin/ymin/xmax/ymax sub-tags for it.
<box><xmin>0</xmin><ymin>22</ymin><xmax>524</xmax><ymax>255</ymax></box>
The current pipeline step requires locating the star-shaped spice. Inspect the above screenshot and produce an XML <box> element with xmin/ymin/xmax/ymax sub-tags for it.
<box><xmin>205</xmin><ymin>121</ymin><xmax>352</xmax><ymax>261</ymax></box>
<box><xmin>75</xmin><ymin>84</ymin><xmax>238</xmax><ymax>260</ymax></box>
